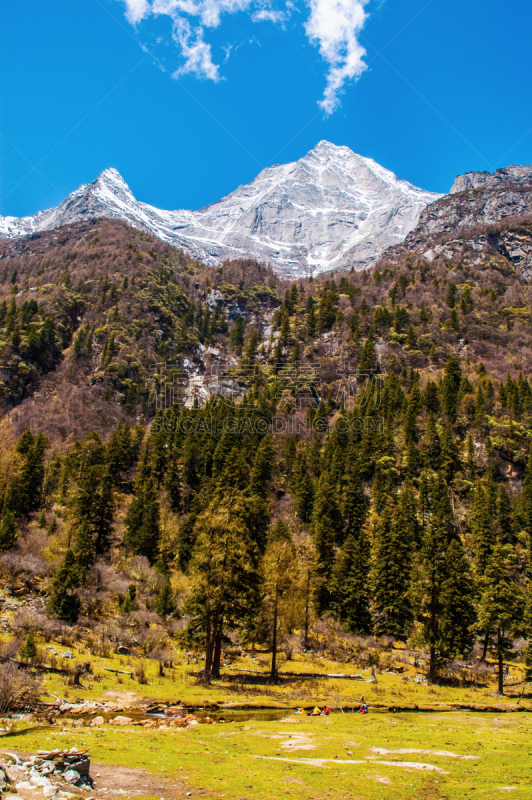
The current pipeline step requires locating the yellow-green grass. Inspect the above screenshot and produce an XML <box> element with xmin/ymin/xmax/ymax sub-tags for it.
<box><xmin>3</xmin><ymin>711</ymin><xmax>532</xmax><ymax>799</ymax></box>
<box><xmin>34</xmin><ymin>638</ymin><xmax>530</xmax><ymax>712</ymax></box>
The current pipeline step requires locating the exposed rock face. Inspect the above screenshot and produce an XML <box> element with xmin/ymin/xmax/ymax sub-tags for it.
<box><xmin>412</xmin><ymin>164</ymin><xmax>532</xmax><ymax>239</ymax></box>
<box><xmin>0</xmin><ymin>142</ymin><xmax>440</xmax><ymax>278</ymax></box>
<box><xmin>449</xmin><ymin>165</ymin><xmax>532</xmax><ymax>194</ymax></box>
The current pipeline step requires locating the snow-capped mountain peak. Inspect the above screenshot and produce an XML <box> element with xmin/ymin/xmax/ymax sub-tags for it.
<box><xmin>0</xmin><ymin>143</ymin><xmax>442</xmax><ymax>277</ymax></box>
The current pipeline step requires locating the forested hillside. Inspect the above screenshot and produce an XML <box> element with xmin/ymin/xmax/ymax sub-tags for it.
<box><xmin>2</xmin><ymin>206</ymin><xmax>532</xmax><ymax>696</ymax></box>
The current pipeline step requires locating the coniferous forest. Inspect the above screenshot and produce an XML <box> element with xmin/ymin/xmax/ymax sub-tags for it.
<box><xmin>1</xmin><ymin>216</ymin><xmax>532</xmax><ymax>700</ymax></box>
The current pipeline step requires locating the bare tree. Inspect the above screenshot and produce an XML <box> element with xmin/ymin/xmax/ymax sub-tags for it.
<box><xmin>0</xmin><ymin>663</ymin><xmax>42</xmax><ymax>715</ymax></box>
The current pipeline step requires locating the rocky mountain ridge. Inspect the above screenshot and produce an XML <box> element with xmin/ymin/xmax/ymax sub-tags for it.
<box><xmin>0</xmin><ymin>142</ymin><xmax>440</xmax><ymax>278</ymax></box>
<box><xmin>411</xmin><ymin>164</ymin><xmax>532</xmax><ymax>241</ymax></box>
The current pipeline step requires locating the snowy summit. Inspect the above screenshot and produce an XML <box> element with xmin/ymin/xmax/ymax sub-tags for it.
<box><xmin>0</xmin><ymin>142</ymin><xmax>441</xmax><ymax>277</ymax></box>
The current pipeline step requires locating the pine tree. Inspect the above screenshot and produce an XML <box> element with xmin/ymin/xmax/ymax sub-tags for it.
<box><xmin>124</xmin><ymin>476</ymin><xmax>161</xmax><ymax>563</ymax></box>
<box><xmin>419</xmin><ymin>512</ymin><xmax>450</xmax><ymax>679</ymax></box>
<box><xmin>438</xmin><ymin>540</ymin><xmax>476</xmax><ymax>659</ymax></box>
<box><xmin>405</xmin><ymin>326</ymin><xmax>416</xmax><ymax>349</ymax></box>
<box><xmin>445</xmin><ymin>282</ymin><xmax>458</xmax><ymax>308</ymax></box>
<box><xmin>471</xmin><ymin>482</ymin><xmax>494</xmax><ymax>574</ymax></box>
<box><xmin>477</xmin><ymin>543</ymin><xmax>524</xmax><ymax>694</ymax></box>
<box><xmin>371</xmin><ymin>500</ymin><xmax>413</xmax><ymax>638</ymax></box>
<box><xmin>465</xmin><ymin>433</ymin><xmax>475</xmax><ymax>478</ymax></box>
<box><xmin>120</xmin><ymin>584</ymin><xmax>137</xmax><ymax>613</ymax></box>
<box><xmin>360</xmin><ymin>335</ymin><xmax>377</xmax><ymax>372</ymax></box>
<box><xmin>520</xmin><ymin>449</ymin><xmax>532</xmax><ymax>559</ymax></box>
<box><xmin>439</xmin><ymin>422</ymin><xmax>461</xmax><ymax>482</ymax></box>
<box><xmin>422</xmin><ymin>412</ymin><xmax>440</xmax><ymax>469</ymax></box>
<box><xmin>330</xmin><ymin>529</ymin><xmax>371</xmax><ymax>634</ymax></box>
<box><xmin>293</xmin><ymin>457</ymin><xmax>314</xmax><ymax>523</ymax></box>
<box><xmin>12</xmin><ymin>431</ymin><xmax>48</xmax><ymax>515</ymax></box>
<box><xmin>473</xmin><ymin>385</ymin><xmax>488</xmax><ymax>431</ymax></box>
<box><xmin>231</xmin><ymin>317</ymin><xmax>246</xmax><ymax>353</ymax></box>
<box><xmin>398</xmin><ymin>478</ymin><xmax>420</xmax><ymax>546</ymax></box>
<box><xmin>279</xmin><ymin>314</ymin><xmax>290</xmax><ymax>347</ymax></box>
<box><xmin>154</xmin><ymin>579</ymin><xmax>175</xmax><ymax>618</ymax></box>
<box><xmin>371</xmin><ymin>457</ymin><xmax>397</xmax><ymax>513</ymax></box>
<box><xmin>106</xmin><ymin>424</ymin><xmax>135</xmax><ymax>484</ymax></box>
<box><xmin>340</xmin><ymin>462</ymin><xmax>368</xmax><ymax>540</ymax></box>
<box><xmin>19</xmin><ymin>631</ymin><xmax>37</xmax><ymax>662</ymax></box>
<box><xmin>312</xmin><ymin>477</ymin><xmax>342</xmax><ymax>613</ymax></box>
<box><xmin>306</xmin><ymin>297</ymin><xmax>317</xmax><ymax>337</ymax></box>
<box><xmin>249</xmin><ymin>435</ymin><xmax>275</xmax><ymax>496</ymax></box>
<box><xmin>185</xmin><ymin>500</ymin><xmax>261</xmax><ymax>681</ymax></box>
<box><xmin>47</xmin><ymin>550</ymin><xmax>82</xmax><ymax>623</ymax></box>
<box><xmin>164</xmin><ymin>457</ymin><xmax>182</xmax><ymax>512</ymax></box>
<box><xmin>495</xmin><ymin>484</ymin><xmax>513</xmax><ymax>543</ymax></box>
<box><xmin>72</xmin><ymin>519</ymin><xmax>96</xmax><ymax>575</ymax></box>
<box><xmin>417</xmin><ymin>473</ymin><xmax>464</xmax><ymax>678</ymax></box>
<box><xmin>71</xmin><ymin>466</ymin><xmax>114</xmax><ymax>555</ymax></box>
<box><xmin>0</xmin><ymin>511</ymin><xmax>17</xmax><ymax>551</ymax></box>
<box><xmin>73</xmin><ymin>328</ymin><xmax>84</xmax><ymax>359</ymax></box>
<box><xmin>441</xmin><ymin>356</ymin><xmax>462</xmax><ymax>421</ymax></box>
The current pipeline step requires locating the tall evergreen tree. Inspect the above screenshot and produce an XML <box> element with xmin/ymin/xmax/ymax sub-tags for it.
<box><xmin>477</xmin><ymin>544</ymin><xmax>524</xmax><ymax>694</ymax></box>
<box><xmin>330</xmin><ymin>528</ymin><xmax>371</xmax><ymax>634</ymax></box>
<box><xmin>0</xmin><ymin>511</ymin><xmax>17</xmax><ymax>551</ymax></box>
<box><xmin>185</xmin><ymin>500</ymin><xmax>261</xmax><ymax>681</ymax></box>
<box><xmin>293</xmin><ymin>456</ymin><xmax>314</xmax><ymax>523</ymax></box>
<box><xmin>438</xmin><ymin>539</ymin><xmax>476</xmax><ymax>660</ymax></box>
<box><xmin>154</xmin><ymin>578</ymin><xmax>176</xmax><ymax>618</ymax></box>
<box><xmin>124</xmin><ymin>476</ymin><xmax>161</xmax><ymax>562</ymax></box>
<box><xmin>11</xmin><ymin>431</ymin><xmax>48</xmax><ymax>515</ymax></box>
<box><xmin>311</xmin><ymin>477</ymin><xmax>342</xmax><ymax>613</ymax></box>
<box><xmin>71</xmin><ymin>466</ymin><xmax>115</xmax><ymax>555</ymax></box>
<box><xmin>371</xmin><ymin>499</ymin><xmax>413</xmax><ymax>638</ymax></box>
<box><xmin>249</xmin><ymin>435</ymin><xmax>275</xmax><ymax>496</ymax></box>
<box><xmin>47</xmin><ymin>550</ymin><xmax>82</xmax><ymax>623</ymax></box>
<box><xmin>441</xmin><ymin>356</ymin><xmax>462</xmax><ymax>421</ymax></box>
<box><xmin>340</xmin><ymin>462</ymin><xmax>368</xmax><ymax>540</ymax></box>
<box><xmin>471</xmin><ymin>482</ymin><xmax>494</xmax><ymax>575</ymax></box>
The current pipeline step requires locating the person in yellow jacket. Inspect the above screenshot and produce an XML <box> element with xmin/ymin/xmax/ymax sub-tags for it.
<box><xmin>309</xmin><ymin>706</ymin><xmax>321</xmax><ymax>716</ymax></box>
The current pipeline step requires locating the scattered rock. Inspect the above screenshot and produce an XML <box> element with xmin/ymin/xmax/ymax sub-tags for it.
<box><xmin>111</xmin><ymin>715</ymin><xmax>133</xmax><ymax>726</ymax></box>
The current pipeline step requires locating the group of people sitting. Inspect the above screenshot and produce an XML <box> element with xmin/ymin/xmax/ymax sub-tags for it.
<box><xmin>294</xmin><ymin>703</ymin><xmax>368</xmax><ymax>716</ymax></box>
<box><xmin>295</xmin><ymin>706</ymin><xmax>330</xmax><ymax>716</ymax></box>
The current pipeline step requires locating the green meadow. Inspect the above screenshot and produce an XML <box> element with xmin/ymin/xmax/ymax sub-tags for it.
<box><xmin>4</xmin><ymin>709</ymin><xmax>532</xmax><ymax>800</ymax></box>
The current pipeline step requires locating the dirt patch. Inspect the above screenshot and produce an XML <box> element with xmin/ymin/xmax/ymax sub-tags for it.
<box><xmin>0</xmin><ymin>749</ymin><xmax>193</xmax><ymax>799</ymax></box>
<box><xmin>370</xmin><ymin>747</ymin><xmax>479</xmax><ymax>760</ymax></box>
<box><xmin>253</xmin><ymin>756</ymin><xmax>448</xmax><ymax>773</ymax></box>
<box><xmin>367</xmin><ymin>774</ymin><xmax>391</xmax><ymax>785</ymax></box>
<box><xmin>280</xmin><ymin>735</ymin><xmax>316</xmax><ymax>752</ymax></box>
<box><xmin>99</xmin><ymin>691</ymin><xmax>150</xmax><ymax>707</ymax></box>
<box><xmin>90</xmin><ymin>760</ymin><xmax>192</xmax><ymax>798</ymax></box>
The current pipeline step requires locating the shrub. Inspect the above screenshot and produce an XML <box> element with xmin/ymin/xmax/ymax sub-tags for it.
<box><xmin>0</xmin><ymin>663</ymin><xmax>41</xmax><ymax>714</ymax></box>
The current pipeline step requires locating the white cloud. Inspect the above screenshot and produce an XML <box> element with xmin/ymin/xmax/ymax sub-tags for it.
<box><xmin>251</xmin><ymin>3</ymin><xmax>291</xmax><ymax>24</ymax></box>
<box><xmin>118</xmin><ymin>0</ymin><xmax>371</xmax><ymax>112</ymax></box>
<box><xmin>152</xmin><ymin>0</ymin><xmax>253</xmax><ymax>28</ymax></box>
<box><xmin>171</xmin><ymin>17</ymin><xmax>221</xmax><ymax>80</ymax></box>
<box><xmin>305</xmin><ymin>0</ymin><xmax>369</xmax><ymax>114</ymax></box>
<box><xmin>122</xmin><ymin>0</ymin><xmax>151</xmax><ymax>24</ymax></box>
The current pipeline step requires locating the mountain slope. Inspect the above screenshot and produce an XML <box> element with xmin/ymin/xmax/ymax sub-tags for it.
<box><xmin>0</xmin><ymin>142</ymin><xmax>441</xmax><ymax>278</ymax></box>
<box><xmin>410</xmin><ymin>163</ymin><xmax>532</xmax><ymax>240</ymax></box>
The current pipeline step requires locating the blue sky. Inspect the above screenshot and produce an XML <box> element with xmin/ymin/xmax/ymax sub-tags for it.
<box><xmin>2</xmin><ymin>0</ymin><xmax>532</xmax><ymax>218</ymax></box>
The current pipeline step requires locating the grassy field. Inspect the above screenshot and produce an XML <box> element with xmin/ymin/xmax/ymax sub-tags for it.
<box><xmin>3</xmin><ymin>709</ymin><xmax>532</xmax><ymax>799</ymax></box>
<box><xmin>34</xmin><ymin>638</ymin><xmax>531</xmax><ymax>712</ymax></box>
<box><xmin>3</xmin><ymin>634</ymin><xmax>531</xmax><ymax>799</ymax></box>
